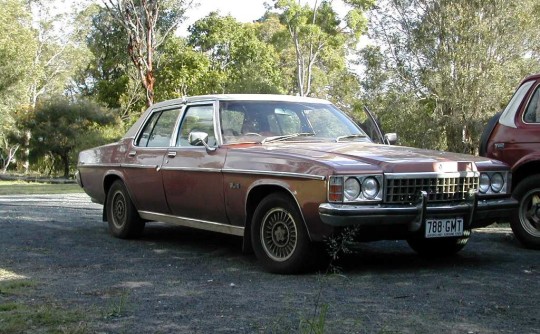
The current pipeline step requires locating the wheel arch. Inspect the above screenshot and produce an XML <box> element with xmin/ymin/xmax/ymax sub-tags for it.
<box><xmin>242</xmin><ymin>183</ymin><xmax>312</xmax><ymax>254</ymax></box>
<box><xmin>512</xmin><ymin>160</ymin><xmax>540</xmax><ymax>191</ymax></box>
<box><xmin>102</xmin><ymin>172</ymin><xmax>128</xmax><ymax>222</ymax></box>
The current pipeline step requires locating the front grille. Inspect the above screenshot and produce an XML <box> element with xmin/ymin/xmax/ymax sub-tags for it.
<box><xmin>385</xmin><ymin>175</ymin><xmax>479</xmax><ymax>204</ymax></box>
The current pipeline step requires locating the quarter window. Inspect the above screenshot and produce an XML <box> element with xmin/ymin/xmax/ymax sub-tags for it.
<box><xmin>524</xmin><ymin>86</ymin><xmax>540</xmax><ymax>123</ymax></box>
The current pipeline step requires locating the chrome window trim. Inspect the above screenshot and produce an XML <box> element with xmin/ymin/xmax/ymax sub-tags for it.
<box><xmin>78</xmin><ymin>163</ymin><xmax>121</xmax><ymax>168</ymax></box>
<box><xmin>138</xmin><ymin>211</ymin><xmax>244</xmax><ymax>236</ymax></box>
<box><xmin>222</xmin><ymin>168</ymin><xmax>326</xmax><ymax>180</ymax></box>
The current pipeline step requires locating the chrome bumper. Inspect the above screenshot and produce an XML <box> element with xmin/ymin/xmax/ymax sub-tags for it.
<box><xmin>318</xmin><ymin>191</ymin><xmax>518</xmax><ymax>231</ymax></box>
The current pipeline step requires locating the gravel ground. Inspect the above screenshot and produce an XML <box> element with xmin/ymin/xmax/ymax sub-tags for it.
<box><xmin>0</xmin><ymin>194</ymin><xmax>539</xmax><ymax>333</ymax></box>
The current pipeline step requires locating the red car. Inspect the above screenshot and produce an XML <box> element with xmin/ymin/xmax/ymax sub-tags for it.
<box><xmin>77</xmin><ymin>94</ymin><xmax>517</xmax><ymax>273</ymax></box>
<box><xmin>481</xmin><ymin>73</ymin><xmax>540</xmax><ymax>249</ymax></box>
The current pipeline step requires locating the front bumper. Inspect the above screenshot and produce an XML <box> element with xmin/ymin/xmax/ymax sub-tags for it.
<box><xmin>318</xmin><ymin>191</ymin><xmax>517</xmax><ymax>231</ymax></box>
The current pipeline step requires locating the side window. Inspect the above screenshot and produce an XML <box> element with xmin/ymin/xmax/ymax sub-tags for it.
<box><xmin>524</xmin><ymin>86</ymin><xmax>540</xmax><ymax>123</ymax></box>
<box><xmin>177</xmin><ymin>105</ymin><xmax>216</xmax><ymax>146</ymax></box>
<box><xmin>136</xmin><ymin>108</ymin><xmax>180</xmax><ymax>147</ymax></box>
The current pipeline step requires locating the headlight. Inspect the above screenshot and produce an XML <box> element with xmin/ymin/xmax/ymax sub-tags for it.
<box><xmin>490</xmin><ymin>173</ymin><xmax>504</xmax><ymax>193</ymax></box>
<box><xmin>362</xmin><ymin>177</ymin><xmax>380</xmax><ymax>199</ymax></box>
<box><xmin>479</xmin><ymin>173</ymin><xmax>490</xmax><ymax>194</ymax></box>
<box><xmin>344</xmin><ymin>177</ymin><xmax>361</xmax><ymax>201</ymax></box>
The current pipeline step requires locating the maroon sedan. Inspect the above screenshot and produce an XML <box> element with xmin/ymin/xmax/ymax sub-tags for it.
<box><xmin>77</xmin><ymin>95</ymin><xmax>516</xmax><ymax>273</ymax></box>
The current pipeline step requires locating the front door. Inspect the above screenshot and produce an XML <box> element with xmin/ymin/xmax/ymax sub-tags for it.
<box><xmin>161</xmin><ymin>103</ymin><xmax>228</xmax><ymax>224</ymax></box>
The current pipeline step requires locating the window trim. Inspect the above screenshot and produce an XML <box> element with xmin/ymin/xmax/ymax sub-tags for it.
<box><xmin>133</xmin><ymin>104</ymin><xmax>185</xmax><ymax>148</ymax></box>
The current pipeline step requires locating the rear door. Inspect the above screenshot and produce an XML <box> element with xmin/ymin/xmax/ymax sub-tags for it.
<box><xmin>123</xmin><ymin>105</ymin><xmax>183</xmax><ymax>213</ymax></box>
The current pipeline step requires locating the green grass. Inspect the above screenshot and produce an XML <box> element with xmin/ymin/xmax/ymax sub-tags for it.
<box><xmin>0</xmin><ymin>279</ymin><xmax>89</xmax><ymax>334</ymax></box>
<box><xmin>0</xmin><ymin>181</ymin><xmax>83</xmax><ymax>195</ymax></box>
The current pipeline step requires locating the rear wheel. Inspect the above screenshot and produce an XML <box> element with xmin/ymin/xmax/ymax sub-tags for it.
<box><xmin>511</xmin><ymin>175</ymin><xmax>540</xmax><ymax>249</ymax></box>
<box><xmin>251</xmin><ymin>193</ymin><xmax>314</xmax><ymax>274</ymax></box>
<box><xmin>407</xmin><ymin>230</ymin><xmax>470</xmax><ymax>257</ymax></box>
<box><xmin>106</xmin><ymin>180</ymin><xmax>145</xmax><ymax>238</ymax></box>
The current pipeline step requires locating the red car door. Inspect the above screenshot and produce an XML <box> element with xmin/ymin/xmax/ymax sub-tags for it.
<box><xmin>161</xmin><ymin>102</ymin><xmax>228</xmax><ymax>224</ymax></box>
<box><xmin>123</xmin><ymin>106</ymin><xmax>182</xmax><ymax>214</ymax></box>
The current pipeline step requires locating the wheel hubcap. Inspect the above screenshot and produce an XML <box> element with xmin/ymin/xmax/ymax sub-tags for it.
<box><xmin>112</xmin><ymin>191</ymin><xmax>127</xmax><ymax>228</ymax></box>
<box><xmin>520</xmin><ymin>191</ymin><xmax>540</xmax><ymax>236</ymax></box>
<box><xmin>261</xmin><ymin>208</ymin><xmax>297</xmax><ymax>262</ymax></box>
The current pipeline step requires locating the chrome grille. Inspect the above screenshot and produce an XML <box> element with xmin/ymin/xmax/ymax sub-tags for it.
<box><xmin>385</xmin><ymin>175</ymin><xmax>479</xmax><ymax>203</ymax></box>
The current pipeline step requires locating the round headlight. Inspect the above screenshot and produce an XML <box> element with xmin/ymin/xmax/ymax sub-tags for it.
<box><xmin>344</xmin><ymin>177</ymin><xmax>361</xmax><ymax>201</ymax></box>
<box><xmin>479</xmin><ymin>173</ymin><xmax>490</xmax><ymax>193</ymax></box>
<box><xmin>491</xmin><ymin>173</ymin><xmax>504</xmax><ymax>193</ymax></box>
<box><xmin>362</xmin><ymin>177</ymin><xmax>380</xmax><ymax>199</ymax></box>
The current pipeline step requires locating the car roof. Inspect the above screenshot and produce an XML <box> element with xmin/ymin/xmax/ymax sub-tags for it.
<box><xmin>124</xmin><ymin>94</ymin><xmax>333</xmax><ymax>139</ymax></box>
<box><xmin>150</xmin><ymin>94</ymin><xmax>332</xmax><ymax>109</ymax></box>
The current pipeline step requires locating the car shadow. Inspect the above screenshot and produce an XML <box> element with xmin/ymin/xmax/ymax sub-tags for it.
<box><xmin>133</xmin><ymin>223</ymin><xmax>518</xmax><ymax>275</ymax></box>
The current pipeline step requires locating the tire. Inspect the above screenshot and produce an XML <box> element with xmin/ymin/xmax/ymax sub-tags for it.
<box><xmin>251</xmin><ymin>193</ymin><xmax>314</xmax><ymax>274</ymax></box>
<box><xmin>407</xmin><ymin>230</ymin><xmax>470</xmax><ymax>257</ymax></box>
<box><xmin>510</xmin><ymin>175</ymin><xmax>540</xmax><ymax>249</ymax></box>
<box><xmin>106</xmin><ymin>180</ymin><xmax>145</xmax><ymax>239</ymax></box>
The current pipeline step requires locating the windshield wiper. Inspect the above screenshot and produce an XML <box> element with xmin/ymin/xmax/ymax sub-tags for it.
<box><xmin>336</xmin><ymin>134</ymin><xmax>367</xmax><ymax>142</ymax></box>
<box><xmin>262</xmin><ymin>132</ymin><xmax>315</xmax><ymax>144</ymax></box>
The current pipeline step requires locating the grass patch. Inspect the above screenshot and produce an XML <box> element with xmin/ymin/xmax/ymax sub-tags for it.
<box><xmin>0</xmin><ymin>279</ymin><xmax>38</xmax><ymax>295</ymax></box>
<box><xmin>0</xmin><ymin>279</ymin><xmax>89</xmax><ymax>334</ymax></box>
<box><xmin>0</xmin><ymin>302</ymin><xmax>89</xmax><ymax>334</ymax></box>
<box><xmin>0</xmin><ymin>181</ymin><xmax>82</xmax><ymax>195</ymax></box>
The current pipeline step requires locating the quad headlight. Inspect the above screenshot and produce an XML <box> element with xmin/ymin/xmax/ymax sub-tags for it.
<box><xmin>479</xmin><ymin>172</ymin><xmax>509</xmax><ymax>195</ymax></box>
<box><xmin>329</xmin><ymin>175</ymin><xmax>383</xmax><ymax>203</ymax></box>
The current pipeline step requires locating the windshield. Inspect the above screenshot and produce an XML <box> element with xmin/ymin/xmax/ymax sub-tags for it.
<box><xmin>219</xmin><ymin>100</ymin><xmax>369</xmax><ymax>144</ymax></box>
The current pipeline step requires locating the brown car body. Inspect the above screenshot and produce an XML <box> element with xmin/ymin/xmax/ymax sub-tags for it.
<box><xmin>78</xmin><ymin>94</ymin><xmax>517</xmax><ymax>273</ymax></box>
<box><xmin>482</xmin><ymin>73</ymin><xmax>540</xmax><ymax>248</ymax></box>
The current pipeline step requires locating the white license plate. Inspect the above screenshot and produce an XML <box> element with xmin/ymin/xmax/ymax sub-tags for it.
<box><xmin>425</xmin><ymin>218</ymin><xmax>464</xmax><ymax>238</ymax></box>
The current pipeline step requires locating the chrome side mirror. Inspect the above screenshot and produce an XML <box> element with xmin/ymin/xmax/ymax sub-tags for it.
<box><xmin>384</xmin><ymin>133</ymin><xmax>398</xmax><ymax>145</ymax></box>
<box><xmin>188</xmin><ymin>131</ymin><xmax>216</xmax><ymax>152</ymax></box>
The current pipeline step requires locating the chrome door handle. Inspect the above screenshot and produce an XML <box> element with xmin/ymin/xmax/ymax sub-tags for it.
<box><xmin>167</xmin><ymin>151</ymin><xmax>177</xmax><ymax>158</ymax></box>
<box><xmin>128</xmin><ymin>151</ymin><xmax>136</xmax><ymax>157</ymax></box>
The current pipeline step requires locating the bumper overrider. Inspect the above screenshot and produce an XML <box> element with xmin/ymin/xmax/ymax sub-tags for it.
<box><xmin>318</xmin><ymin>191</ymin><xmax>518</xmax><ymax>231</ymax></box>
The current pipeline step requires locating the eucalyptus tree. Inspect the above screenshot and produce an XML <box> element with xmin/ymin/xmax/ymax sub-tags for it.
<box><xmin>103</xmin><ymin>0</ymin><xmax>192</xmax><ymax>107</ymax></box>
<box><xmin>270</xmin><ymin>0</ymin><xmax>374</xmax><ymax>97</ymax></box>
<box><xmin>361</xmin><ymin>0</ymin><xmax>540</xmax><ymax>153</ymax></box>
<box><xmin>188</xmin><ymin>12</ymin><xmax>284</xmax><ymax>94</ymax></box>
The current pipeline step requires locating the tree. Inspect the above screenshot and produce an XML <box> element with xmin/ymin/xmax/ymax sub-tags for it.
<box><xmin>187</xmin><ymin>12</ymin><xmax>284</xmax><ymax>94</ymax></box>
<box><xmin>271</xmin><ymin>0</ymin><xmax>374</xmax><ymax>96</ymax></box>
<box><xmin>11</xmin><ymin>98</ymin><xmax>117</xmax><ymax>177</ymax></box>
<box><xmin>361</xmin><ymin>0</ymin><xmax>540</xmax><ymax>153</ymax></box>
<box><xmin>103</xmin><ymin>0</ymin><xmax>191</xmax><ymax>107</ymax></box>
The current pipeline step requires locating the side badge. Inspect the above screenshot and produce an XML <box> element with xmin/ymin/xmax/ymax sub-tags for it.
<box><xmin>229</xmin><ymin>183</ymin><xmax>241</xmax><ymax>190</ymax></box>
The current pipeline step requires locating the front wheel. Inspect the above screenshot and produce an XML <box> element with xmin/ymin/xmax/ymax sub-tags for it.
<box><xmin>106</xmin><ymin>180</ymin><xmax>145</xmax><ymax>239</ymax></box>
<box><xmin>511</xmin><ymin>175</ymin><xmax>540</xmax><ymax>249</ymax></box>
<box><xmin>407</xmin><ymin>230</ymin><xmax>470</xmax><ymax>257</ymax></box>
<box><xmin>251</xmin><ymin>193</ymin><xmax>314</xmax><ymax>274</ymax></box>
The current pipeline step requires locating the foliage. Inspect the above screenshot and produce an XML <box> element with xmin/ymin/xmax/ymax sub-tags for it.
<box><xmin>269</xmin><ymin>0</ymin><xmax>374</xmax><ymax>97</ymax></box>
<box><xmin>103</xmin><ymin>0</ymin><xmax>191</xmax><ymax>107</ymax></box>
<box><xmin>11</xmin><ymin>98</ymin><xmax>118</xmax><ymax>177</ymax></box>
<box><xmin>188</xmin><ymin>12</ymin><xmax>284</xmax><ymax>94</ymax></box>
<box><xmin>360</xmin><ymin>0</ymin><xmax>540</xmax><ymax>153</ymax></box>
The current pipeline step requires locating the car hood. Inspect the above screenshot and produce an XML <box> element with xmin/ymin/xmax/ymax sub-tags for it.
<box><xmin>228</xmin><ymin>141</ymin><xmax>500</xmax><ymax>174</ymax></box>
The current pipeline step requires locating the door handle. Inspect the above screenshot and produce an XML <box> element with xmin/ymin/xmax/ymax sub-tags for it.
<box><xmin>128</xmin><ymin>151</ymin><xmax>136</xmax><ymax>157</ymax></box>
<box><xmin>167</xmin><ymin>151</ymin><xmax>177</xmax><ymax>158</ymax></box>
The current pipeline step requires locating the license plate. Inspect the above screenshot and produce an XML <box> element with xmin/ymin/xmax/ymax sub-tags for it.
<box><xmin>425</xmin><ymin>218</ymin><xmax>464</xmax><ymax>238</ymax></box>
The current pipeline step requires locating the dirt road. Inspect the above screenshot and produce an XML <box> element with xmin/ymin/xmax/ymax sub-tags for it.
<box><xmin>0</xmin><ymin>194</ymin><xmax>538</xmax><ymax>333</ymax></box>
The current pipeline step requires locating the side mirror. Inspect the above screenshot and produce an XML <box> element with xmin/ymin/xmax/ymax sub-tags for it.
<box><xmin>188</xmin><ymin>131</ymin><xmax>216</xmax><ymax>152</ymax></box>
<box><xmin>188</xmin><ymin>131</ymin><xmax>208</xmax><ymax>146</ymax></box>
<box><xmin>384</xmin><ymin>133</ymin><xmax>398</xmax><ymax>145</ymax></box>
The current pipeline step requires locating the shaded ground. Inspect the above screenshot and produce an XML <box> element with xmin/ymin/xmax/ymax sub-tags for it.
<box><xmin>0</xmin><ymin>194</ymin><xmax>539</xmax><ymax>333</ymax></box>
